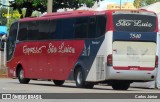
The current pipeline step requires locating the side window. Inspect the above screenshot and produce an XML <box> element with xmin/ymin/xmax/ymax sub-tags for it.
<box><xmin>50</xmin><ymin>19</ymin><xmax>75</xmax><ymax>40</ymax></box>
<box><xmin>17</xmin><ymin>22</ymin><xmax>28</xmax><ymax>41</ymax></box>
<box><xmin>51</xmin><ymin>19</ymin><xmax>62</xmax><ymax>39</ymax></box>
<box><xmin>75</xmin><ymin>17</ymin><xmax>88</xmax><ymax>39</ymax></box>
<box><xmin>38</xmin><ymin>20</ymin><xmax>51</xmax><ymax>40</ymax></box>
<box><xmin>28</xmin><ymin>21</ymin><xmax>38</xmax><ymax>40</ymax></box>
<box><xmin>88</xmin><ymin>16</ymin><xmax>96</xmax><ymax>38</ymax></box>
<box><xmin>61</xmin><ymin>18</ymin><xmax>75</xmax><ymax>39</ymax></box>
<box><xmin>96</xmin><ymin>15</ymin><xmax>106</xmax><ymax>37</ymax></box>
<box><xmin>50</xmin><ymin>20</ymin><xmax>57</xmax><ymax>39</ymax></box>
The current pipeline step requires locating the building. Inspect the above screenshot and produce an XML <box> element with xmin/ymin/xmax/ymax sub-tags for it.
<box><xmin>107</xmin><ymin>2</ymin><xmax>136</xmax><ymax>10</ymax></box>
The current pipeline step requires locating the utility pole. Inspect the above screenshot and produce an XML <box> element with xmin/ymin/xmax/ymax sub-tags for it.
<box><xmin>47</xmin><ymin>0</ymin><xmax>53</xmax><ymax>13</ymax></box>
<box><xmin>4</xmin><ymin>0</ymin><xmax>10</xmax><ymax>67</ymax></box>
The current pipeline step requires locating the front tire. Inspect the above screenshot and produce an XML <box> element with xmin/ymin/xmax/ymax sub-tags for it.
<box><xmin>17</xmin><ymin>67</ymin><xmax>30</xmax><ymax>84</ymax></box>
<box><xmin>53</xmin><ymin>80</ymin><xmax>65</xmax><ymax>86</ymax></box>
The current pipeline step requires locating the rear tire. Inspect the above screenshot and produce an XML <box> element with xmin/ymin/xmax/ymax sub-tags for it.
<box><xmin>111</xmin><ymin>82</ymin><xmax>130</xmax><ymax>90</ymax></box>
<box><xmin>53</xmin><ymin>80</ymin><xmax>65</xmax><ymax>86</ymax></box>
<box><xmin>75</xmin><ymin>67</ymin><xmax>94</xmax><ymax>88</ymax></box>
<box><xmin>75</xmin><ymin>68</ymin><xmax>85</xmax><ymax>88</ymax></box>
<box><xmin>17</xmin><ymin>67</ymin><xmax>30</xmax><ymax>84</ymax></box>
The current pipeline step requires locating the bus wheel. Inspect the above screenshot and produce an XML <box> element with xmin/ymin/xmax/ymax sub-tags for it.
<box><xmin>75</xmin><ymin>67</ymin><xmax>85</xmax><ymax>88</ymax></box>
<box><xmin>53</xmin><ymin>80</ymin><xmax>65</xmax><ymax>86</ymax></box>
<box><xmin>17</xmin><ymin>67</ymin><xmax>30</xmax><ymax>84</ymax></box>
<box><xmin>111</xmin><ymin>82</ymin><xmax>130</xmax><ymax>90</ymax></box>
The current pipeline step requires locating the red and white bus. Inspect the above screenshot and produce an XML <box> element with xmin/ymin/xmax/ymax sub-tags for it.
<box><xmin>6</xmin><ymin>10</ymin><xmax>158</xmax><ymax>90</ymax></box>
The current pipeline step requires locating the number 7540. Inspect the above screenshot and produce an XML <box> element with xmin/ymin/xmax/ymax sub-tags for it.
<box><xmin>130</xmin><ymin>34</ymin><xmax>141</xmax><ymax>39</ymax></box>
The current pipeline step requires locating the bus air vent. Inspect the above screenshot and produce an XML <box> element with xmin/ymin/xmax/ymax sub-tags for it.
<box><xmin>96</xmin><ymin>55</ymin><xmax>105</xmax><ymax>80</ymax></box>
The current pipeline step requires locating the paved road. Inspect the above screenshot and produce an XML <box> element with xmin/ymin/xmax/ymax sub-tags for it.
<box><xmin>0</xmin><ymin>78</ymin><xmax>160</xmax><ymax>93</ymax></box>
<box><xmin>0</xmin><ymin>78</ymin><xmax>159</xmax><ymax>102</ymax></box>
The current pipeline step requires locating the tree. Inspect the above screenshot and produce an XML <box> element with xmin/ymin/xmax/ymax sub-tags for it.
<box><xmin>8</xmin><ymin>0</ymin><xmax>95</xmax><ymax>18</ymax></box>
<box><xmin>134</xmin><ymin>0</ymin><xmax>142</xmax><ymax>8</ymax></box>
<box><xmin>0</xmin><ymin>7</ymin><xmax>8</xmax><ymax>25</ymax></box>
<box><xmin>9</xmin><ymin>0</ymin><xmax>47</xmax><ymax>18</ymax></box>
<box><xmin>145</xmin><ymin>0</ymin><xmax>160</xmax><ymax>5</ymax></box>
<box><xmin>0</xmin><ymin>7</ymin><xmax>21</xmax><ymax>27</ymax></box>
<box><xmin>134</xmin><ymin>0</ymin><xmax>160</xmax><ymax>8</ymax></box>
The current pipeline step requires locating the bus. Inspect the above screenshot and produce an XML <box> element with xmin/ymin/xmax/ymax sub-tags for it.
<box><xmin>4</xmin><ymin>10</ymin><xmax>158</xmax><ymax>90</ymax></box>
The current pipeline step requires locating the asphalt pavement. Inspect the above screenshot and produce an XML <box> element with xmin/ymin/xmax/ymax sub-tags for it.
<box><xmin>0</xmin><ymin>78</ymin><xmax>159</xmax><ymax>102</ymax></box>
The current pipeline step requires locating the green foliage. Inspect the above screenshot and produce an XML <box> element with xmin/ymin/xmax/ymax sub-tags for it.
<box><xmin>134</xmin><ymin>0</ymin><xmax>160</xmax><ymax>7</ymax></box>
<box><xmin>145</xmin><ymin>0</ymin><xmax>160</xmax><ymax>5</ymax></box>
<box><xmin>0</xmin><ymin>7</ymin><xmax>8</xmax><ymax>25</ymax></box>
<box><xmin>51</xmin><ymin>0</ymin><xmax>95</xmax><ymax>12</ymax></box>
<box><xmin>32</xmin><ymin>0</ymin><xmax>47</xmax><ymax>6</ymax></box>
<box><xmin>15</xmin><ymin>0</ymin><xmax>24</xmax><ymax>3</ymax></box>
<box><xmin>0</xmin><ymin>7</ymin><xmax>20</xmax><ymax>28</ymax></box>
<box><xmin>9</xmin><ymin>10</ymin><xmax>21</xmax><ymax>23</ymax></box>
<box><xmin>85</xmin><ymin>0</ymin><xmax>95</xmax><ymax>7</ymax></box>
<box><xmin>9</xmin><ymin>0</ymin><xmax>95</xmax><ymax>17</ymax></box>
<box><xmin>1</xmin><ymin>0</ymin><xmax>95</xmax><ymax>27</ymax></box>
<box><xmin>134</xmin><ymin>0</ymin><xmax>142</xmax><ymax>8</ymax></box>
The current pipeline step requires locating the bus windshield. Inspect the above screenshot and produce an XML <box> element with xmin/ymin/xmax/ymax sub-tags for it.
<box><xmin>113</xmin><ymin>13</ymin><xmax>156</xmax><ymax>32</ymax></box>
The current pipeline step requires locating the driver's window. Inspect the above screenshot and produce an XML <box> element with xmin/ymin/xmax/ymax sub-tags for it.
<box><xmin>9</xmin><ymin>22</ymin><xmax>18</xmax><ymax>44</ymax></box>
<box><xmin>7</xmin><ymin>22</ymin><xmax>18</xmax><ymax>61</ymax></box>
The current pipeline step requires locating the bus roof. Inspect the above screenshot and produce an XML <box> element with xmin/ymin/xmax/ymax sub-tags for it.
<box><xmin>19</xmin><ymin>10</ymin><xmax>99</xmax><ymax>22</ymax></box>
<box><xmin>19</xmin><ymin>9</ymin><xmax>157</xmax><ymax>22</ymax></box>
<box><xmin>105</xmin><ymin>9</ymin><xmax>157</xmax><ymax>14</ymax></box>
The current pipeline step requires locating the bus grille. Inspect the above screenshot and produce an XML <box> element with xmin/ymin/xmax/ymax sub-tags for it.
<box><xmin>96</xmin><ymin>56</ymin><xmax>105</xmax><ymax>80</ymax></box>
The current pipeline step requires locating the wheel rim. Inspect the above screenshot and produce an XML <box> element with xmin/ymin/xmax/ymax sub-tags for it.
<box><xmin>77</xmin><ymin>71</ymin><xmax>82</xmax><ymax>84</ymax></box>
<box><xmin>19</xmin><ymin>69</ymin><xmax>24</xmax><ymax>80</ymax></box>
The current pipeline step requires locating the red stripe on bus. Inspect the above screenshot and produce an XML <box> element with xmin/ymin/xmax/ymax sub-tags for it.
<box><xmin>113</xmin><ymin>66</ymin><xmax>155</xmax><ymax>71</ymax></box>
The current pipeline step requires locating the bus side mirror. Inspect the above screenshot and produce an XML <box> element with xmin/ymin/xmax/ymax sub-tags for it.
<box><xmin>0</xmin><ymin>35</ymin><xmax>7</xmax><ymax>51</ymax></box>
<box><xmin>1</xmin><ymin>35</ymin><xmax>8</xmax><ymax>42</ymax></box>
<box><xmin>0</xmin><ymin>48</ymin><xmax>4</xmax><ymax>51</ymax></box>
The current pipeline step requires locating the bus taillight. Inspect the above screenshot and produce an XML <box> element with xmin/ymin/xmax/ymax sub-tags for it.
<box><xmin>155</xmin><ymin>56</ymin><xmax>158</xmax><ymax>68</ymax></box>
<box><xmin>107</xmin><ymin>54</ymin><xmax>112</xmax><ymax>66</ymax></box>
